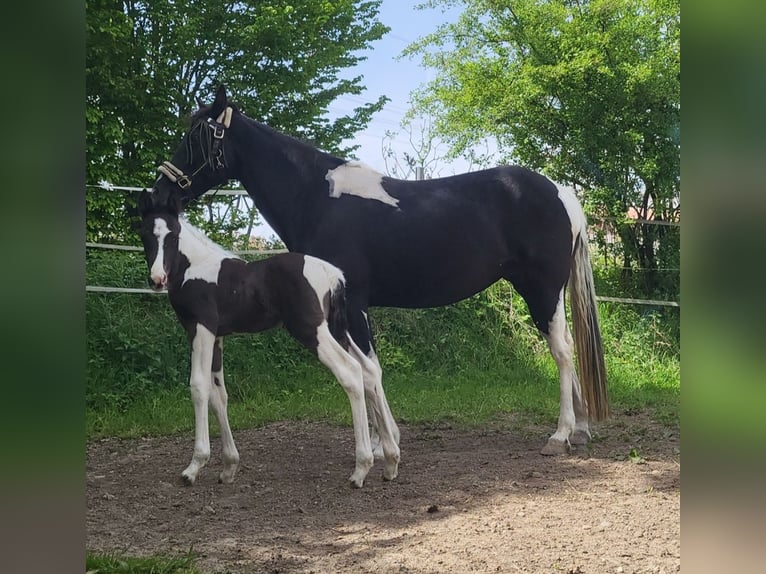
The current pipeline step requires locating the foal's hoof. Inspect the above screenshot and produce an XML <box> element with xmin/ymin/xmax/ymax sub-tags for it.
<box><xmin>349</xmin><ymin>476</ymin><xmax>365</xmax><ymax>489</ymax></box>
<box><xmin>180</xmin><ymin>473</ymin><xmax>195</xmax><ymax>486</ymax></box>
<box><xmin>541</xmin><ymin>438</ymin><xmax>569</xmax><ymax>456</ymax></box>
<box><xmin>570</xmin><ymin>430</ymin><xmax>591</xmax><ymax>445</ymax></box>
<box><xmin>383</xmin><ymin>467</ymin><xmax>398</xmax><ymax>482</ymax></box>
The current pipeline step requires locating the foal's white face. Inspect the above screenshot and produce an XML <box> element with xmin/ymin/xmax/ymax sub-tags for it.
<box><xmin>139</xmin><ymin>214</ymin><xmax>180</xmax><ymax>291</ymax></box>
<box><xmin>149</xmin><ymin>218</ymin><xmax>171</xmax><ymax>289</ymax></box>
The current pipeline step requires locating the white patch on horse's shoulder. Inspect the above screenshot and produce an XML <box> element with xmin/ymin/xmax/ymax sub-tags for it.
<box><xmin>325</xmin><ymin>161</ymin><xmax>399</xmax><ymax>208</ymax></box>
<box><xmin>554</xmin><ymin>182</ymin><xmax>588</xmax><ymax>246</ymax></box>
<box><xmin>302</xmin><ymin>255</ymin><xmax>345</xmax><ymax>311</ymax></box>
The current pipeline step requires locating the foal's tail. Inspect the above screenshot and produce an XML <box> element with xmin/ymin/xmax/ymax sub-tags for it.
<box><xmin>569</xmin><ymin>223</ymin><xmax>610</xmax><ymax>421</ymax></box>
<box><xmin>327</xmin><ymin>277</ymin><xmax>350</xmax><ymax>350</ymax></box>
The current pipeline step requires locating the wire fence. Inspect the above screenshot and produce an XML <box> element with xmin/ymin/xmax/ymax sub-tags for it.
<box><xmin>86</xmin><ymin>184</ymin><xmax>680</xmax><ymax>307</ymax></box>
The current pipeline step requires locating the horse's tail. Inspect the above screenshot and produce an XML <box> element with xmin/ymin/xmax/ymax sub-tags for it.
<box><xmin>327</xmin><ymin>275</ymin><xmax>350</xmax><ymax>350</ymax></box>
<box><xmin>569</xmin><ymin>207</ymin><xmax>610</xmax><ymax>421</ymax></box>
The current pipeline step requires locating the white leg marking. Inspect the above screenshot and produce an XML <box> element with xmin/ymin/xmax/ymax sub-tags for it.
<box><xmin>567</xmin><ymin>327</ymin><xmax>591</xmax><ymax>444</ymax></box>
<box><xmin>209</xmin><ymin>338</ymin><xmax>240</xmax><ymax>483</ymax></box>
<box><xmin>181</xmin><ymin>324</ymin><xmax>216</xmax><ymax>484</ymax></box>
<box><xmin>349</xmin><ymin>338</ymin><xmax>401</xmax><ymax>481</ymax></box>
<box><xmin>315</xmin><ymin>323</ymin><xmax>373</xmax><ymax>488</ymax></box>
<box><xmin>541</xmin><ymin>292</ymin><xmax>577</xmax><ymax>455</ymax></box>
<box><xmin>325</xmin><ymin>161</ymin><xmax>400</xmax><ymax>208</ymax></box>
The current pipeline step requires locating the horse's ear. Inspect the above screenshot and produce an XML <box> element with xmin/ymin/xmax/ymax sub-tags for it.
<box><xmin>137</xmin><ymin>189</ymin><xmax>153</xmax><ymax>216</ymax></box>
<box><xmin>195</xmin><ymin>95</ymin><xmax>205</xmax><ymax>109</ymax></box>
<box><xmin>210</xmin><ymin>84</ymin><xmax>228</xmax><ymax>118</ymax></box>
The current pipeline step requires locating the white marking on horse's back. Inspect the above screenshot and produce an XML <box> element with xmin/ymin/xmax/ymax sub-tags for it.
<box><xmin>554</xmin><ymin>182</ymin><xmax>588</xmax><ymax>247</ymax></box>
<box><xmin>302</xmin><ymin>255</ymin><xmax>345</xmax><ymax>311</ymax></box>
<box><xmin>178</xmin><ymin>218</ymin><xmax>239</xmax><ymax>286</ymax></box>
<box><xmin>325</xmin><ymin>161</ymin><xmax>399</xmax><ymax>208</ymax></box>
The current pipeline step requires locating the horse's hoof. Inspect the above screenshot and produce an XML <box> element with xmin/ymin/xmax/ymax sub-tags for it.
<box><xmin>541</xmin><ymin>438</ymin><xmax>569</xmax><ymax>455</ymax></box>
<box><xmin>570</xmin><ymin>430</ymin><xmax>591</xmax><ymax>445</ymax></box>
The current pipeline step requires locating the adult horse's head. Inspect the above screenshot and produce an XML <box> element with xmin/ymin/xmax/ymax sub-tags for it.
<box><xmin>153</xmin><ymin>85</ymin><xmax>237</xmax><ymax>205</ymax></box>
<box><xmin>137</xmin><ymin>187</ymin><xmax>184</xmax><ymax>291</ymax></box>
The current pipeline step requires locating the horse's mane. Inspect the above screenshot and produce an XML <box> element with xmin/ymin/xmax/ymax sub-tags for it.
<box><xmin>189</xmin><ymin>100</ymin><xmax>241</xmax><ymax>126</ymax></box>
<box><xmin>190</xmin><ymin>97</ymin><xmax>345</xmax><ymax>164</ymax></box>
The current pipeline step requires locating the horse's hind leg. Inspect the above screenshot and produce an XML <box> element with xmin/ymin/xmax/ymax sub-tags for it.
<box><xmin>567</xmin><ymin>326</ymin><xmax>591</xmax><ymax>445</ymax></box>
<box><xmin>540</xmin><ymin>291</ymin><xmax>578</xmax><ymax>455</ymax></box>
<box><xmin>209</xmin><ymin>337</ymin><xmax>240</xmax><ymax>483</ymax></box>
<box><xmin>182</xmin><ymin>323</ymin><xmax>216</xmax><ymax>485</ymax></box>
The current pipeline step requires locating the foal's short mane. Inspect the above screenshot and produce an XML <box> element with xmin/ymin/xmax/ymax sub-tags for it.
<box><xmin>178</xmin><ymin>215</ymin><xmax>240</xmax><ymax>261</ymax></box>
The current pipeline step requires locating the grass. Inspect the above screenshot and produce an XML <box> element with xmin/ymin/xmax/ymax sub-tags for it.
<box><xmin>86</xmin><ymin>250</ymin><xmax>679</xmax><ymax>439</ymax></box>
<box><xmin>86</xmin><ymin>253</ymin><xmax>679</xmax><ymax>572</ymax></box>
<box><xmin>86</xmin><ymin>297</ymin><xmax>679</xmax><ymax>438</ymax></box>
<box><xmin>86</xmin><ymin>551</ymin><xmax>200</xmax><ymax>574</ymax></box>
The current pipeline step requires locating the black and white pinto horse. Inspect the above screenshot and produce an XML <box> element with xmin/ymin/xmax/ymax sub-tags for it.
<box><xmin>152</xmin><ymin>85</ymin><xmax>609</xmax><ymax>457</ymax></box>
<box><xmin>137</xmin><ymin>188</ymin><xmax>400</xmax><ymax>487</ymax></box>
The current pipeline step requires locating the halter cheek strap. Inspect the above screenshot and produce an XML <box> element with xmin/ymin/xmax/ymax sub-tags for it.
<box><xmin>157</xmin><ymin>106</ymin><xmax>233</xmax><ymax>190</ymax></box>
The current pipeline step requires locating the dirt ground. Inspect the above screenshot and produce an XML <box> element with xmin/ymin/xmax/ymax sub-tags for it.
<box><xmin>86</xmin><ymin>414</ymin><xmax>680</xmax><ymax>574</ymax></box>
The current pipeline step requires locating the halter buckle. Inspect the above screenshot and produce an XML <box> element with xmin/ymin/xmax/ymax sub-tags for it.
<box><xmin>207</xmin><ymin>118</ymin><xmax>225</xmax><ymax>139</ymax></box>
<box><xmin>177</xmin><ymin>174</ymin><xmax>192</xmax><ymax>189</ymax></box>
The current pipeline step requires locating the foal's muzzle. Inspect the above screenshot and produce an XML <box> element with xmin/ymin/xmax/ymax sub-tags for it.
<box><xmin>148</xmin><ymin>273</ymin><xmax>168</xmax><ymax>291</ymax></box>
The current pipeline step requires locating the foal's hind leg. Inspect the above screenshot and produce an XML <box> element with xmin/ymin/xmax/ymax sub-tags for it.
<box><xmin>315</xmin><ymin>324</ymin><xmax>373</xmax><ymax>488</ymax></box>
<box><xmin>348</xmin><ymin>338</ymin><xmax>401</xmax><ymax>481</ymax></box>
<box><xmin>209</xmin><ymin>337</ymin><xmax>240</xmax><ymax>483</ymax></box>
<box><xmin>541</xmin><ymin>293</ymin><xmax>578</xmax><ymax>455</ymax></box>
<box><xmin>349</xmin><ymin>309</ymin><xmax>400</xmax><ymax>459</ymax></box>
<box><xmin>182</xmin><ymin>324</ymin><xmax>216</xmax><ymax>485</ymax></box>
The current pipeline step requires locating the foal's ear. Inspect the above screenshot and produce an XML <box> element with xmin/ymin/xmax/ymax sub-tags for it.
<box><xmin>137</xmin><ymin>189</ymin><xmax>153</xmax><ymax>216</ymax></box>
<box><xmin>210</xmin><ymin>84</ymin><xmax>228</xmax><ymax>119</ymax></box>
<box><xmin>168</xmin><ymin>191</ymin><xmax>183</xmax><ymax>214</ymax></box>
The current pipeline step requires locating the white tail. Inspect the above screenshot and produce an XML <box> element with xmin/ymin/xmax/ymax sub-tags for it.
<box><xmin>569</xmin><ymin>231</ymin><xmax>609</xmax><ymax>420</ymax></box>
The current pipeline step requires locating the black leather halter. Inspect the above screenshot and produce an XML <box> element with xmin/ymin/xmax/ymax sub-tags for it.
<box><xmin>157</xmin><ymin>107</ymin><xmax>232</xmax><ymax>190</ymax></box>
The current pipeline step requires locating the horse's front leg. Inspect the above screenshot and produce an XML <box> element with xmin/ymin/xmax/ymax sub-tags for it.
<box><xmin>181</xmin><ymin>323</ymin><xmax>217</xmax><ymax>485</ymax></box>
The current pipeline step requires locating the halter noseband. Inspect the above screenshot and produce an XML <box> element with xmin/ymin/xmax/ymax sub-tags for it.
<box><xmin>157</xmin><ymin>106</ymin><xmax>233</xmax><ymax>190</ymax></box>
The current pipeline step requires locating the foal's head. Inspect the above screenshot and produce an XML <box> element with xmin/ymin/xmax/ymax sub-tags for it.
<box><xmin>137</xmin><ymin>188</ymin><xmax>184</xmax><ymax>291</ymax></box>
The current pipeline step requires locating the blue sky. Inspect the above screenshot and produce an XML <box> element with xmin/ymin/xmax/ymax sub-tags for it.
<box><xmin>254</xmin><ymin>0</ymin><xmax>472</xmax><ymax>238</ymax></box>
<box><xmin>330</xmin><ymin>0</ymin><xmax>469</xmax><ymax>174</ymax></box>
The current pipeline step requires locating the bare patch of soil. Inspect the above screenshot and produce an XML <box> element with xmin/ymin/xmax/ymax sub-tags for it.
<box><xmin>87</xmin><ymin>415</ymin><xmax>680</xmax><ymax>573</ymax></box>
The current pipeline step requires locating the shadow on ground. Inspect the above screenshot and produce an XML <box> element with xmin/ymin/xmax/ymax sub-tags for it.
<box><xmin>87</xmin><ymin>414</ymin><xmax>680</xmax><ymax>574</ymax></box>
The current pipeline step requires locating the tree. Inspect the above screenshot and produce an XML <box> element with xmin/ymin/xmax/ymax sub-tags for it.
<box><xmin>381</xmin><ymin>115</ymin><xmax>492</xmax><ymax>179</ymax></box>
<box><xmin>404</xmin><ymin>0</ymin><xmax>680</xmax><ymax>298</ymax></box>
<box><xmin>86</xmin><ymin>0</ymin><xmax>389</xmax><ymax>243</ymax></box>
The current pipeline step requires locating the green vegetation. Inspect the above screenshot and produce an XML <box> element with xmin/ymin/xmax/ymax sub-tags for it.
<box><xmin>87</xmin><ymin>0</ymin><xmax>388</xmax><ymax>244</ymax></box>
<box><xmin>405</xmin><ymin>0</ymin><xmax>680</xmax><ymax>301</ymax></box>
<box><xmin>86</xmin><ymin>249</ymin><xmax>679</xmax><ymax>439</ymax></box>
<box><xmin>86</xmin><ymin>551</ymin><xmax>200</xmax><ymax>574</ymax></box>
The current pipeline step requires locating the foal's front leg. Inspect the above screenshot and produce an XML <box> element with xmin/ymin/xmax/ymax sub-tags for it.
<box><xmin>181</xmin><ymin>323</ymin><xmax>217</xmax><ymax>485</ymax></box>
<box><xmin>209</xmin><ymin>337</ymin><xmax>240</xmax><ymax>483</ymax></box>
